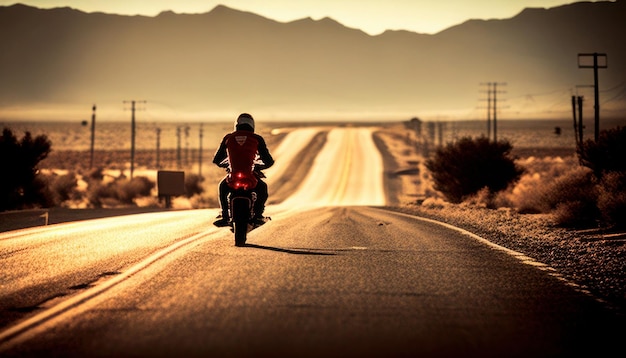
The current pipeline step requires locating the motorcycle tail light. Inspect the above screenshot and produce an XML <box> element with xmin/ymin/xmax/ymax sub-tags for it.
<box><xmin>231</xmin><ymin>172</ymin><xmax>254</xmax><ymax>190</ymax></box>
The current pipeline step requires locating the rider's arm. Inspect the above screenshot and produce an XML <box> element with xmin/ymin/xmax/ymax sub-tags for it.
<box><xmin>255</xmin><ymin>135</ymin><xmax>274</xmax><ymax>170</ymax></box>
<box><xmin>212</xmin><ymin>135</ymin><xmax>230</xmax><ymax>168</ymax></box>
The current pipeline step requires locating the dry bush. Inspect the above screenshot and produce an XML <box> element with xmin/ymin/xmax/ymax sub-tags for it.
<box><xmin>118</xmin><ymin>176</ymin><xmax>154</xmax><ymax>203</ymax></box>
<box><xmin>85</xmin><ymin>174</ymin><xmax>155</xmax><ymax>208</ymax></box>
<box><xmin>184</xmin><ymin>173</ymin><xmax>205</xmax><ymax>198</ymax></box>
<box><xmin>578</xmin><ymin>126</ymin><xmax>626</xmax><ymax>178</ymax></box>
<box><xmin>494</xmin><ymin>127</ymin><xmax>626</xmax><ymax>228</ymax></box>
<box><xmin>496</xmin><ymin>156</ymin><xmax>579</xmax><ymax>213</ymax></box>
<box><xmin>425</xmin><ymin>136</ymin><xmax>524</xmax><ymax>203</ymax></box>
<box><xmin>85</xmin><ymin>167</ymin><xmax>105</xmax><ymax>181</ymax></box>
<box><xmin>597</xmin><ymin>171</ymin><xmax>626</xmax><ymax>228</ymax></box>
<box><xmin>188</xmin><ymin>193</ymin><xmax>219</xmax><ymax>209</ymax></box>
<box><xmin>506</xmin><ymin>164</ymin><xmax>599</xmax><ymax>227</ymax></box>
<box><xmin>463</xmin><ymin>154</ymin><xmax>617</xmax><ymax>228</ymax></box>
<box><xmin>462</xmin><ymin>187</ymin><xmax>494</xmax><ymax>209</ymax></box>
<box><xmin>1</xmin><ymin>128</ymin><xmax>52</xmax><ymax>210</ymax></box>
<box><xmin>41</xmin><ymin>153</ymin><xmax>226</xmax><ymax>209</ymax></box>
<box><xmin>46</xmin><ymin>172</ymin><xmax>80</xmax><ymax>206</ymax></box>
<box><xmin>86</xmin><ymin>180</ymin><xmax>114</xmax><ymax>208</ymax></box>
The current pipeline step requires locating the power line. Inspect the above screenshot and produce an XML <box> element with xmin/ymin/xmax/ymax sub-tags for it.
<box><xmin>601</xmin><ymin>83</ymin><xmax>626</xmax><ymax>104</ymax></box>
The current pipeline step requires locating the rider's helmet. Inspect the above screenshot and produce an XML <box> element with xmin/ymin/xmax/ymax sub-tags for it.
<box><xmin>235</xmin><ymin>113</ymin><xmax>255</xmax><ymax>132</ymax></box>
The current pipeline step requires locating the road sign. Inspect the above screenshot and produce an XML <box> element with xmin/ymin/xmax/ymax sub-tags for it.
<box><xmin>157</xmin><ymin>171</ymin><xmax>186</xmax><ymax>196</ymax></box>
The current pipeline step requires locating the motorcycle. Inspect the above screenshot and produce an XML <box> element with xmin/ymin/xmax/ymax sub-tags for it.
<box><xmin>225</xmin><ymin>168</ymin><xmax>269</xmax><ymax>247</ymax></box>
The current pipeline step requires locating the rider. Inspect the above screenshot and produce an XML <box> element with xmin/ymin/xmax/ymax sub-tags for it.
<box><xmin>212</xmin><ymin>113</ymin><xmax>274</xmax><ymax>227</ymax></box>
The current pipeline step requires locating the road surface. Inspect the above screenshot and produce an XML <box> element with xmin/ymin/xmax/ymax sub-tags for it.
<box><xmin>0</xmin><ymin>127</ymin><xmax>623</xmax><ymax>357</ymax></box>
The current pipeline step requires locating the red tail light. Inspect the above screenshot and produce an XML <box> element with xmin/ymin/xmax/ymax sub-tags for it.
<box><xmin>230</xmin><ymin>171</ymin><xmax>256</xmax><ymax>190</ymax></box>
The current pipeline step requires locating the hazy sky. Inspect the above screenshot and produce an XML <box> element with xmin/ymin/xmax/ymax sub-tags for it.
<box><xmin>0</xmin><ymin>0</ymin><xmax>601</xmax><ymax>35</ymax></box>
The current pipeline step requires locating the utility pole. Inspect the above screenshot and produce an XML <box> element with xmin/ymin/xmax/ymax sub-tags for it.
<box><xmin>480</xmin><ymin>82</ymin><xmax>506</xmax><ymax>141</ymax></box>
<box><xmin>184</xmin><ymin>125</ymin><xmax>190</xmax><ymax>167</ymax></box>
<box><xmin>487</xmin><ymin>86</ymin><xmax>492</xmax><ymax>139</ymax></box>
<box><xmin>480</xmin><ymin>83</ymin><xmax>492</xmax><ymax>139</ymax></box>
<box><xmin>176</xmin><ymin>126</ymin><xmax>182</xmax><ymax>169</ymax></box>
<box><xmin>89</xmin><ymin>104</ymin><xmax>96</xmax><ymax>169</ymax></box>
<box><xmin>123</xmin><ymin>100</ymin><xmax>146</xmax><ymax>178</ymax></box>
<box><xmin>572</xmin><ymin>85</ymin><xmax>594</xmax><ymax>145</ymax></box>
<box><xmin>198</xmin><ymin>124</ymin><xmax>204</xmax><ymax>178</ymax></box>
<box><xmin>571</xmin><ymin>95</ymin><xmax>583</xmax><ymax>147</ymax></box>
<box><xmin>493</xmin><ymin>83</ymin><xmax>499</xmax><ymax>142</ymax></box>
<box><xmin>578</xmin><ymin>53</ymin><xmax>607</xmax><ymax>142</ymax></box>
<box><xmin>578</xmin><ymin>96</ymin><xmax>584</xmax><ymax>145</ymax></box>
<box><xmin>571</xmin><ymin>95</ymin><xmax>577</xmax><ymax>142</ymax></box>
<box><xmin>155</xmin><ymin>127</ymin><xmax>161</xmax><ymax>169</ymax></box>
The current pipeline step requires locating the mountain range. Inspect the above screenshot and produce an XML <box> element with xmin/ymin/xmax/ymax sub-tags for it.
<box><xmin>0</xmin><ymin>1</ymin><xmax>625</xmax><ymax>122</ymax></box>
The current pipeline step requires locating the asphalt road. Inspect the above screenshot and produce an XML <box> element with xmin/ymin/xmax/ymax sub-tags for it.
<box><xmin>1</xmin><ymin>127</ymin><xmax>624</xmax><ymax>357</ymax></box>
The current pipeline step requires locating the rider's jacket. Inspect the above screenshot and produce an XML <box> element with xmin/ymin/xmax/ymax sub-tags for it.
<box><xmin>212</xmin><ymin>129</ymin><xmax>274</xmax><ymax>190</ymax></box>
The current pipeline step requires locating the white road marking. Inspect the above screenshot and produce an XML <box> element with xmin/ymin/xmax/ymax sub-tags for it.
<box><xmin>0</xmin><ymin>126</ymin><xmax>388</xmax><ymax>349</ymax></box>
<box><xmin>0</xmin><ymin>229</ymin><xmax>223</xmax><ymax>350</ymax></box>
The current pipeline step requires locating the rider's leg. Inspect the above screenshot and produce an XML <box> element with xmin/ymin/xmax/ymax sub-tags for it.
<box><xmin>254</xmin><ymin>180</ymin><xmax>268</xmax><ymax>218</ymax></box>
<box><xmin>219</xmin><ymin>177</ymin><xmax>230</xmax><ymax>218</ymax></box>
<box><xmin>213</xmin><ymin>177</ymin><xmax>231</xmax><ymax>227</ymax></box>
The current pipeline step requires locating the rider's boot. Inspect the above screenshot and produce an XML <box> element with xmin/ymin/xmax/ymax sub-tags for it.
<box><xmin>252</xmin><ymin>215</ymin><xmax>266</xmax><ymax>226</ymax></box>
<box><xmin>213</xmin><ymin>211</ymin><xmax>231</xmax><ymax>227</ymax></box>
<box><xmin>252</xmin><ymin>206</ymin><xmax>267</xmax><ymax>226</ymax></box>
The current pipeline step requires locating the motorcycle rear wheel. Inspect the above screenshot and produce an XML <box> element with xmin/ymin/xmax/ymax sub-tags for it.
<box><xmin>233</xmin><ymin>220</ymin><xmax>247</xmax><ymax>246</ymax></box>
<box><xmin>231</xmin><ymin>197</ymin><xmax>251</xmax><ymax>246</ymax></box>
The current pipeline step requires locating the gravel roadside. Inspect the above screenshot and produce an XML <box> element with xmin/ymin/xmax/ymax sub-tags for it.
<box><xmin>388</xmin><ymin>204</ymin><xmax>626</xmax><ymax>314</ymax></box>
<box><xmin>372</xmin><ymin>126</ymin><xmax>626</xmax><ymax>314</ymax></box>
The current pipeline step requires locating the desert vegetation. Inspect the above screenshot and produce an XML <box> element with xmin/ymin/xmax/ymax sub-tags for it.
<box><xmin>35</xmin><ymin>165</ymin><xmax>216</xmax><ymax>210</ymax></box>
<box><xmin>0</xmin><ymin>128</ymin><xmax>52</xmax><ymax>211</ymax></box>
<box><xmin>0</xmin><ymin>127</ymin><xmax>223</xmax><ymax>211</ymax></box>
<box><xmin>425</xmin><ymin>136</ymin><xmax>524</xmax><ymax>204</ymax></box>
<box><xmin>421</xmin><ymin>125</ymin><xmax>626</xmax><ymax>229</ymax></box>
<box><xmin>3</xmin><ymin>122</ymin><xmax>625</xmax><ymax>231</ymax></box>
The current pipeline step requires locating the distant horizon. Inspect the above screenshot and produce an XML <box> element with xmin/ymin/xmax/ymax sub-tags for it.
<box><xmin>0</xmin><ymin>0</ymin><xmax>605</xmax><ymax>35</ymax></box>
<box><xmin>0</xmin><ymin>110</ymin><xmax>608</xmax><ymax>123</ymax></box>
<box><xmin>3</xmin><ymin>112</ymin><xmax>625</xmax><ymax>124</ymax></box>
<box><xmin>1</xmin><ymin>97</ymin><xmax>623</xmax><ymax>123</ymax></box>
<box><xmin>5</xmin><ymin>117</ymin><xmax>623</xmax><ymax>154</ymax></box>
<box><xmin>1</xmin><ymin>98</ymin><xmax>625</xmax><ymax>123</ymax></box>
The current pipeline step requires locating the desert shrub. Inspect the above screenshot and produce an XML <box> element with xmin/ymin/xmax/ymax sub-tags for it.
<box><xmin>541</xmin><ymin>167</ymin><xmax>599</xmax><ymax>227</ymax></box>
<box><xmin>425</xmin><ymin>136</ymin><xmax>524</xmax><ymax>203</ymax></box>
<box><xmin>48</xmin><ymin>172</ymin><xmax>79</xmax><ymax>205</ymax></box>
<box><xmin>597</xmin><ymin>171</ymin><xmax>626</xmax><ymax>228</ymax></box>
<box><xmin>185</xmin><ymin>173</ymin><xmax>205</xmax><ymax>197</ymax></box>
<box><xmin>86</xmin><ymin>167</ymin><xmax>105</xmax><ymax>181</ymax></box>
<box><xmin>0</xmin><ymin>128</ymin><xmax>52</xmax><ymax>210</ymax></box>
<box><xmin>495</xmin><ymin>156</ymin><xmax>578</xmax><ymax>213</ymax></box>
<box><xmin>497</xmin><ymin>164</ymin><xmax>600</xmax><ymax>227</ymax></box>
<box><xmin>86</xmin><ymin>174</ymin><xmax>155</xmax><ymax>207</ymax></box>
<box><xmin>462</xmin><ymin>187</ymin><xmax>495</xmax><ymax>208</ymax></box>
<box><xmin>117</xmin><ymin>176</ymin><xmax>154</xmax><ymax>204</ymax></box>
<box><xmin>87</xmin><ymin>181</ymin><xmax>113</xmax><ymax>208</ymax></box>
<box><xmin>577</xmin><ymin>126</ymin><xmax>626</xmax><ymax>178</ymax></box>
<box><xmin>574</xmin><ymin>126</ymin><xmax>626</xmax><ymax>227</ymax></box>
<box><xmin>27</xmin><ymin>176</ymin><xmax>55</xmax><ymax>209</ymax></box>
<box><xmin>496</xmin><ymin>172</ymin><xmax>544</xmax><ymax>213</ymax></box>
<box><xmin>188</xmin><ymin>194</ymin><xmax>219</xmax><ymax>209</ymax></box>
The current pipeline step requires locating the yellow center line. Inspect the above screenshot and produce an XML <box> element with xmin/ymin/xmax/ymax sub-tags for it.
<box><xmin>331</xmin><ymin>130</ymin><xmax>353</xmax><ymax>204</ymax></box>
